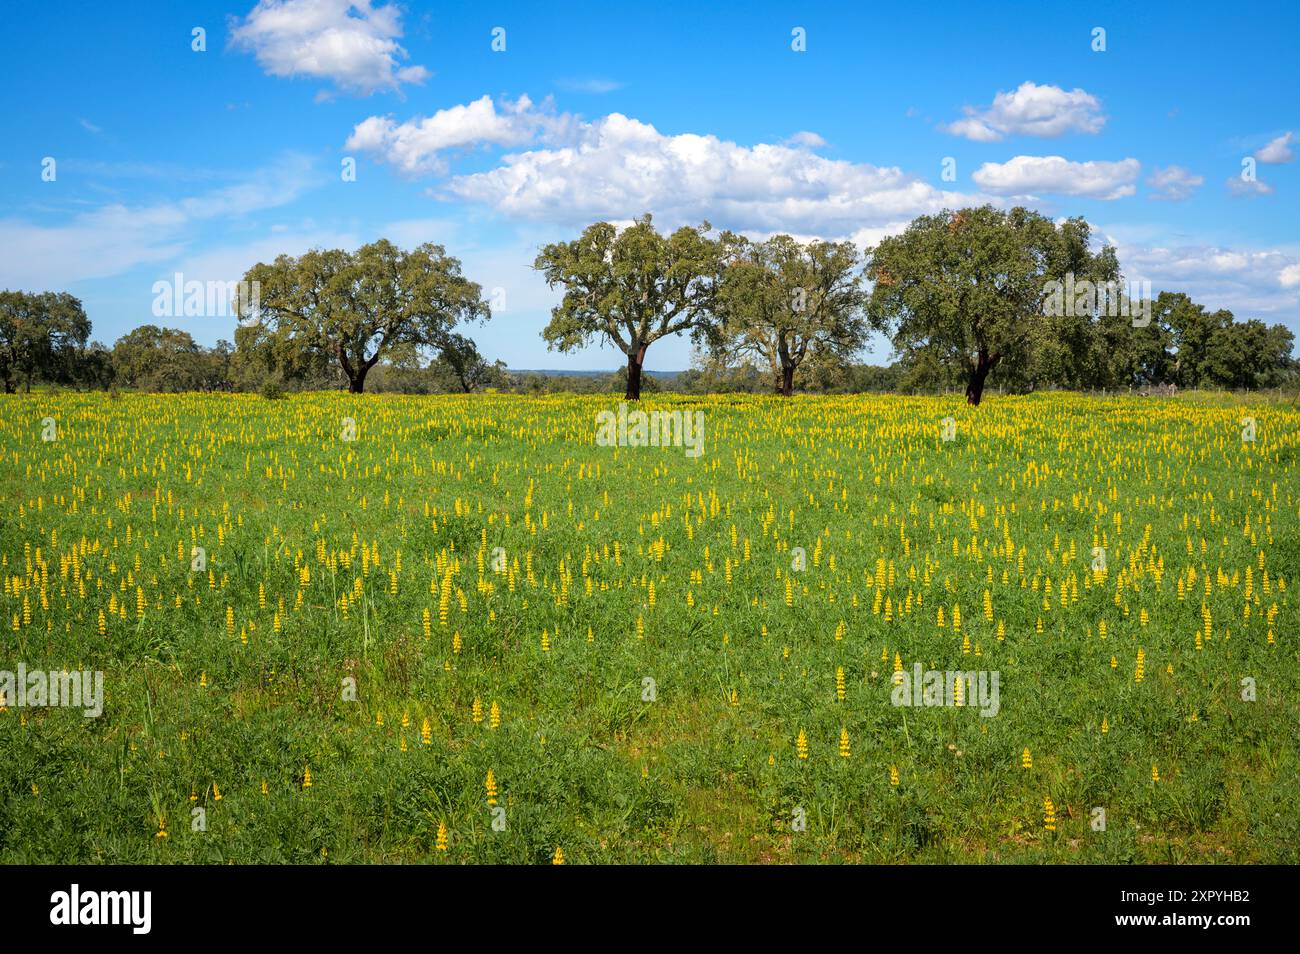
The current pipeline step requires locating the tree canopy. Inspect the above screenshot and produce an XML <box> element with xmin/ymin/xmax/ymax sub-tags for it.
<box><xmin>715</xmin><ymin>234</ymin><xmax>868</xmax><ymax>396</ymax></box>
<box><xmin>866</xmin><ymin>206</ymin><xmax>1120</xmax><ymax>404</ymax></box>
<box><xmin>238</xmin><ymin>239</ymin><xmax>490</xmax><ymax>393</ymax></box>
<box><xmin>534</xmin><ymin>214</ymin><xmax>735</xmax><ymax>399</ymax></box>
<box><xmin>0</xmin><ymin>290</ymin><xmax>91</xmax><ymax>393</ymax></box>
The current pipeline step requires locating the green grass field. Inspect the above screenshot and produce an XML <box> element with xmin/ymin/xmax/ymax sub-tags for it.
<box><xmin>1</xmin><ymin>390</ymin><xmax>1296</xmax><ymax>863</ymax></box>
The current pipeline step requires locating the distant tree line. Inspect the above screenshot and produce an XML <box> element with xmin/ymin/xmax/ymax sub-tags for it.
<box><xmin>2</xmin><ymin>207</ymin><xmax>1295</xmax><ymax>401</ymax></box>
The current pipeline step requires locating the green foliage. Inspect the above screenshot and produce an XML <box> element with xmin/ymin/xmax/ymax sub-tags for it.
<box><xmin>866</xmin><ymin>206</ymin><xmax>1120</xmax><ymax>403</ymax></box>
<box><xmin>535</xmin><ymin>214</ymin><xmax>735</xmax><ymax>398</ymax></box>
<box><xmin>1</xmin><ymin>390</ymin><xmax>1296</xmax><ymax>862</ymax></box>
<box><xmin>714</xmin><ymin>234</ymin><xmax>867</xmax><ymax>395</ymax></box>
<box><xmin>239</xmin><ymin>240</ymin><xmax>491</xmax><ymax>393</ymax></box>
<box><xmin>109</xmin><ymin>325</ymin><xmax>231</xmax><ymax>392</ymax></box>
<box><xmin>258</xmin><ymin>377</ymin><xmax>286</xmax><ymax>400</ymax></box>
<box><xmin>0</xmin><ymin>290</ymin><xmax>91</xmax><ymax>393</ymax></box>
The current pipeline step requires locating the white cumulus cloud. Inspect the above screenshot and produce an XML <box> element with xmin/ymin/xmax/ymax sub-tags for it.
<box><xmin>1146</xmin><ymin>165</ymin><xmax>1204</xmax><ymax>201</ymax></box>
<box><xmin>784</xmin><ymin>131</ymin><xmax>827</xmax><ymax>149</ymax></box>
<box><xmin>1255</xmin><ymin>132</ymin><xmax>1295</xmax><ymax>164</ymax></box>
<box><xmin>972</xmin><ymin>156</ymin><xmax>1140</xmax><ymax>200</ymax></box>
<box><xmin>942</xmin><ymin>82</ymin><xmax>1105</xmax><ymax>141</ymax></box>
<box><xmin>1226</xmin><ymin>175</ymin><xmax>1274</xmax><ymax>197</ymax></box>
<box><xmin>346</xmin><ymin>95</ymin><xmax>576</xmax><ymax>176</ymax></box>
<box><xmin>1102</xmin><ymin>233</ymin><xmax>1300</xmax><ymax>323</ymax></box>
<box><xmin>230</xmin><ymin>0</ymin><xmax>428</xmax><ymax>97</ymax></box>
<box><xmin>441</xmin><ymin>110</ymin><xmax>984</xmax><ymax>235</ymax></box>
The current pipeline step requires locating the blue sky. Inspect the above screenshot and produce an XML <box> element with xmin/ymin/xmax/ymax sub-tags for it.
<box><xmin>2</xmin><ymin>0</ymin><xmax>1297</xmax><ymax>370</ymax></box>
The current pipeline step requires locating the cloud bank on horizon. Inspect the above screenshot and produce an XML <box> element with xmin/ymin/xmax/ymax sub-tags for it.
<box><xmin>1</xmin><ymin>0</ymin><xmax>1296</xmax><ymax>369</ymax></box>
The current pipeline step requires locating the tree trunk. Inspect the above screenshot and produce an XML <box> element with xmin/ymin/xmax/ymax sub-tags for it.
<box><xmin>965</xmin><ymin>348</ymin><xmax>1000</xmax><ymax>406</ymax></box>
<box><xmin>625</xmin><ymin>344</ymin><xmax>647</xmax><ymax>400</ymax></box>
<box><xmin>336</xmin><ymin>344</ymin><xmax>372</xmax><ymax>394</ymax></box>
<box><xmin>779</xmin><ymin>363</ymin><xmax>795</xmax><ymax>397</ymax></box>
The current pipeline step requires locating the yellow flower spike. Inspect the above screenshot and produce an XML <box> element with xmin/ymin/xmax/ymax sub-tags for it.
<box><xmin>421</xmin><ymin>718</ymin><xmax>432</xmax><ymax>745</ymax></box>
<box><xmin>1043</xmin><ymin>797</ymin><xmax>1056</xmax><ymax>832</ymax></box>
<box><xmin>889</xmin><ymin>765</ymin><xmax>900</xmax><ymax>786</ymax></box>
<box><xmin>435</xmin><ymin>821</ymin><xmax>448</xmax><ymax>851</ymax></box>
<box><xmin>486</xmin><ymin>769</ymin><xmax>498</xmax><ymax>805</ymax></box>
<box><xmin>1021</xmin><ymin>748</ymin><xmax>1033</xmax><ymax>769</ymax></box>
<box><xmin>302</xmin><ymin>766</ymin><xmax>312</xmax><ymax>789</ymax></box>
<box><xmin>795</xmin><ymin>729</ymin><xmax>809</xmax><ymax>760</ymax></box>
<box><xmin>552</xmin><ymin>846</ymin><xmax>565</xmax><ymax>865</ymax></box>
<box><xmin>838</xmin><ymin>727</ymin><xmax>851</xmax><ymax>758</ymax></box>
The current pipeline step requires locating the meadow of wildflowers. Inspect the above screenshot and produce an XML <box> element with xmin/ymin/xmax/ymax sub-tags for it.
<box><xmin>0</xmin><ymin>390</ymin><xmax>1296</xmax><ymax>863</ymax></box>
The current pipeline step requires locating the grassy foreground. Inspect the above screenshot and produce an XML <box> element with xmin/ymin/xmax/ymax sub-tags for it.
<box><xmin>0</xmin><ymin>390</ymin><xmax>1296</xmax><ymax>864</ymax></box>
